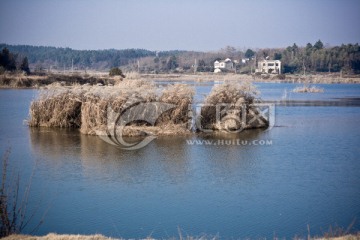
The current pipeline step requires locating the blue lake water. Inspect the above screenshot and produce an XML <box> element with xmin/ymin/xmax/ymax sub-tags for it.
<box><xmin>0</xmin><ymin>82</ymin><xmax>359</xmax><ymax>239</ymax></box>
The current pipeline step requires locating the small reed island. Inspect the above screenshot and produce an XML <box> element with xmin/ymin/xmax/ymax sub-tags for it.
<box><xmin>28</xmin><ymin>80</ymin><xmax>269</xmax><ymax>137</ymax></box>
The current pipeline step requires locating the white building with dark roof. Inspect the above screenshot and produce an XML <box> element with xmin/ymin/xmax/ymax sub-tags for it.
<box><xmin>214</xmin><ymin>58</ymin><xmax>234</xmax><ymax>72</ymax></box>
<box><xmin>256</xmin><ymin>60</ymin><xmax>281</xmax><ymax>74</ymax></box>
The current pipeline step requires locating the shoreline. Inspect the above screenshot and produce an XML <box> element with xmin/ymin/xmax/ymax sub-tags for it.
<box><xmin>1</xmin><ymin>72</ymin><xmax>360</xmax><ymax>89</ymax></box>
<box><xmin>140</xmin><ymin>73</ymin><xmax>360</xmax><ymax>84</ymax></box>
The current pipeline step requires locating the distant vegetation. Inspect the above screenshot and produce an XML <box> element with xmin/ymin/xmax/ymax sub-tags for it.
<box><xmin>279</xmin><ymin>41</ymin><xmax>360</xmax><ymax>74</ymax></box>
<box><xmin>109</xmin><ymin>67</ymin><xmax>125</xmax><ymax>77</ymax></box>
<box><xmin>1</xmin><ymin>40</ymin><xmax>360</xmax><ymax>74</ymax></box>
<box><xmin>0</xmin><ymin>48</ymin><xmax>30</xmax><ymax>74</ymax></box>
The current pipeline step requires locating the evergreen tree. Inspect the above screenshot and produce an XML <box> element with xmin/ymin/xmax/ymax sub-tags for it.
<box><xmin>245</xmin><ymin>49</ymin><xmax>255</xmax><ymax>58</ymax></box>
<box><xmin>0</xmin><ymin>48</ymin><xmax>16</xmax><ymax>71</ymax></box>
<box><xmin>166</xmin><ymin>56</ymin><xmax>178</xmax><ymax>70</ymax></box>
<box><xmin>274</xmin><ymin>53</ymin><xmax>282</xmax><ymax>60</ymax></box>
<box><xmin>314</xmin><ymin>40</ymin><xmax>324</xmax><ymax>50</ymax></box>
<box><xmin>20</xmin><ymin>57</ymin><xmax>30</xmax><ymax>74</ymax></box>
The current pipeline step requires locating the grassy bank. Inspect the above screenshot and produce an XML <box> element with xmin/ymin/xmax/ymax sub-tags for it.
<box><xmin>0</xmin><ymin>73</ymin><xmax>122</xmax><ymax>88</ymax></box>
<box><xmin>3</xmin><ymin>233</ymin><xmax>360</xmax><ymax>240</ymax></box>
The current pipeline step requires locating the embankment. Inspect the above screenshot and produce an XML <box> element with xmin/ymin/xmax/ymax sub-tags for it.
<box><xmin>0</xmin><ymin>73</ymin><xmax>121</xmax><ymax>88</ymax></box>
<box><xmin>141</xmin><ymin>72</ymin><xmax>360</xmax><ymax>84</ymax></box>
<box><xmin>2</xmin><ymin>72</ymin><xmax>360</xmax><ymax>89</ymax></box>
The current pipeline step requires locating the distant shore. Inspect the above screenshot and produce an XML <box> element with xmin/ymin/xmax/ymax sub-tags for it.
<box><xmin>1</xmin><ymin>72</ymin><xmax>360</xmax><ymax>89</ymax></box>
<box><xmin>140</xmin><ymin>72</ymin><xmax>360</xmax><ymax>84</ymax></box>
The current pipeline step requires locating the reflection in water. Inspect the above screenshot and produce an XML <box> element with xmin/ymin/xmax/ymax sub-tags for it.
<box><xmin>29</xmin><ymin>127</ymin><xmax>267</xmax><ymax>186</ymax></box>
<box><xmin>192</xmin><ymin>129</ymin><xmax>268</xmax><ymax>190</ymax></box>
<box><xmin>30</xmin><ymin>125</ymin><xmax>263</xmax><ymax>189</ymax></box>
<box><xmin>79</xmin><ymin>133</ymin><xmax>193</xmax><ymax>185</ymax></box>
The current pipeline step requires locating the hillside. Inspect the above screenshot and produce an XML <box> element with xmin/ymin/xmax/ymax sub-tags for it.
<box><xmin>1</xmin><ymin>41</ymin><xmax>360</xmax><ymax>74</ymax></box>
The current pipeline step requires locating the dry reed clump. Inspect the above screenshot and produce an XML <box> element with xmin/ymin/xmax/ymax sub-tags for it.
<box><xmin>200</xmin><ymin>81</ymin><xmax>268</xmax><ymax>132</ymax></box>
<box><xmin>28</xmin><ymin>80</ymin><xmax>195</xmax><ymax>136</ymax></box>
<box><xmin>293</xmin><ymin>85</ymin><xmax>324</xmax><ymax>93</ymax></box>
<box><xmin>28</xmin><ymin>87</ymin><xmax>84</xmax><ymax>128</ymax></box>
<box><xmin>123</xmin><ymin>71</ymin><xmax>141</xmax><ymax>80</ymax></box>
<box><xmin>80</xmin><ymin>80</ymin><xmax>158</xmax><ymax>135</ymax></box>
<box><xmin>157</xmin><ymin>84</ymin><xmax>194</xmax><ymax>125</ymax></box>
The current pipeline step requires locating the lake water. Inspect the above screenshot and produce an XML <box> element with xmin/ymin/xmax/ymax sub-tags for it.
<box><xmin>0</xmin><ymin>82</ymin><xmax>359</xmax><ymax>239</ymax></box>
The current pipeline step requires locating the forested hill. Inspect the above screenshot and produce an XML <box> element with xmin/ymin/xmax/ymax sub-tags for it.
<box><xmin>1</xmin><ymin>42</ymin><xmax>360</xmax><ymax>74</ymax></box>
<box><xmin>0</xmin><ymin>44</ymin><xmax>159</xmax><ymax>70</ymax></box>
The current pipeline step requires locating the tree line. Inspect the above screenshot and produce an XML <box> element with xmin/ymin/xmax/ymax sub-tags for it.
<box><xmin>1</xmin><ymin>41</ymin><xmax>359</xmax><ymax>74</ymax></box>
<box><xmin>0</xmin><ymin>48</ymin><xmax>30</xmax><ymax>74</ymax></box>
<box><xmin>276</xmin><ymin>40</ymin><xmax>360</xmax><ymax>74</ymax></box>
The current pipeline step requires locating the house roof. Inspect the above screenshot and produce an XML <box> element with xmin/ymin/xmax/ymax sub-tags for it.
<box><xmin>260</xmin><ymin>60</ymin><xmax>281</xmax><ymax>63</ymax></box>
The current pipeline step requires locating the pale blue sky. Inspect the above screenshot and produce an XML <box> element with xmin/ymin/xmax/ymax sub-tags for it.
<box><xmin>0</xmin><ymin>0</ymin><xmax>359</xmax><ymax>51</ymax></box>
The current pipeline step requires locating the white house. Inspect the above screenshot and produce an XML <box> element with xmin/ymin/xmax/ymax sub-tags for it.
<box><xmin>241</xmin><ymin>58</ymin><xmax>250</xmax><ymax>64</ymax></box>
<box><xmin>214</xmin><ymin>58</ymin><xmax>234</xmax><ymax>72</ymax></box>
<box><xmin>256</xmin><ymin>60</ymin><xmax>281</xmax><ymax>74</ymax></box>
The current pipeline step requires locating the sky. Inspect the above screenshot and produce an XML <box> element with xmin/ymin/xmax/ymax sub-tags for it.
<box><xmin>0</xmin><ymin>0</ymin><xmax>359</xmax><ymax>51</ymax></box>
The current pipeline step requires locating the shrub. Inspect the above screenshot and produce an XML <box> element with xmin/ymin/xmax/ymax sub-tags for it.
<box><xmin>0</xmin><ymin>148</ymin><xmax>44</xmax><ymax>237</ymax></box>
<box><xmin>109</xmin><ymin>67</ymin><xmax>125</xmax><ymax>78</ymax></box>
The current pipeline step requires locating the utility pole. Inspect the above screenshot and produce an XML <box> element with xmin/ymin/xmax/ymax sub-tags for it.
<box><xmin>254</xmin><ymin>55</ymin><xmax>257</xmax><ymax>74</ymax></box>
<box><xmin>137</xmin><ymin>60</ymin><xmax>140</xmax><ymax>73</ymax></box>
<box><xmin>303</xmin><ymin>59</ymin><xmax>306</xmax><ymax>76</ymax></box>
<box><xmin>194</xmin><ymin>59</ymin><xmax>197</xmax><ymax>74</ymax></box>
<box><xmin>71</xmin><ymin>58</ymin><xmax>74</xmax><ymax>74</ymax></box>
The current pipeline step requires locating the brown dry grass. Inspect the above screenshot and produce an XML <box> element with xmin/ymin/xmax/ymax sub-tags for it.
<box><xmin>313</xmin><ymin>233</ymin><xmax>360</xmax><ymax>240</ymax></box>
<box><xmin>157</xmin><ymin>84</ymin><xmax>194</xmax><ymax>125</ymax></box>
<box><xmin>29</xmin><ymin>89</ymin><xmax>83</xmax><ymax>128</ymax></box>
<box><xmin>0</xmin><ymin>73</ymin><xmax>122</xmax><ymax>88</ymax></box>
<box><xmin>200</xmin><ymin>81</ymin><xmax>268</xmax><ymax>132</ymax></box>
<box><xmin>1</xmin><ymin>233</ymin><xmax>120</xmax><ymax>240</ymax></box>
<box><xmin>28</xmin><ymin>80</ymin><xmax>194</xmax><ymax>136</ymax></box>
<box><xmin>3</xmin><ymin>233</ymin><xmax>359</xmax><ymax>240</ymax></box>
<box><xmin>140</xmin><ymin>73</ymin><xmax>360</xmax><ymax>84</ymax></box>
<box><xmin>28</xmin><ymin>79</ymin><xmax>270</xmax><ymax>135</ymax></box>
